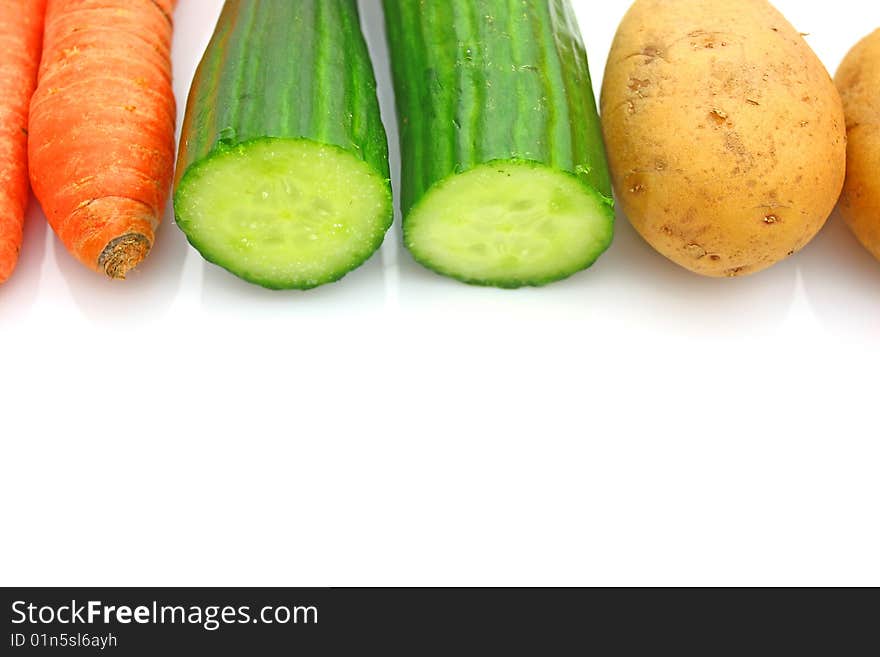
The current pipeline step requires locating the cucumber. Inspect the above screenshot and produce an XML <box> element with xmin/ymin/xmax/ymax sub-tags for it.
<box><xmin>174</xmin><ymin>0</ymin><xmax>392</xmax><ymax>290</ymax></box>
<box><xmin>383</xmin><ymin>0</ymin><xmax>614</xmax><ymax>288</ymax></box>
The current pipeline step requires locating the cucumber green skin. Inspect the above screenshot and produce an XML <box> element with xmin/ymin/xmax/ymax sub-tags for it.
<box><xmin>383</xmin><ymin>0</ymin><xmax>615</xmax><ymax>286</ymax></box>
<box><xmin>174</xmin><ymin>0</ymin><xmax>392</xmax><ymax>290</ymax></box>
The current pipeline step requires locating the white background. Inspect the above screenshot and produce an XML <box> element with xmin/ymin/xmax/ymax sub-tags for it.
<box><xmin>2</xmin><ymin>0</ymin><xmax>878</xmax><ymax>587</ymax></box>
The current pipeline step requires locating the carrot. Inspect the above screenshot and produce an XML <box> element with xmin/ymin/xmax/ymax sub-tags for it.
<box><xmin>28</xmin><ymin>0</ymin><xmax>176</xmax><ymax>279</ymax></box>
<box><xmin>0</xmin><ymin>0</ymin><xmax>46</xmax><ymax>284</ymax></box>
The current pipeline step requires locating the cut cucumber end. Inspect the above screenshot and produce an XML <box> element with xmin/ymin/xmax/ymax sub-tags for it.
<box><xmin>404</xmin><ymin>162</ymin><xmax>614</xmax><ymax>288</ymax></box>
<box><xmin>174</xmin><ymin>138</ymin><xmax>392</xmax><ymax>290</ymax></box>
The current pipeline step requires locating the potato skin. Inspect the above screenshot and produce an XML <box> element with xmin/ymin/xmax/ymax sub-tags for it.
<box><xmin>601</xmin><ymin>0</ymin><xmax>846</xmax><ymax>277</ymax></box>
<box><xmin>836</xmin><ymin>30</ymin><xmax>880</xmax><ymax>262</ymax></box>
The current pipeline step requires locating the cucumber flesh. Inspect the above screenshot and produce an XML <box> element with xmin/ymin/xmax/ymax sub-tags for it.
<box><xmin>174</xmin><ymin>138</ymin><xmax>392</xmax><ymax>290</ymax></box>
<box><xmin>406</xmin><ymin>162</ymin><xmax>613</xmax><ymax>288</ymax></box>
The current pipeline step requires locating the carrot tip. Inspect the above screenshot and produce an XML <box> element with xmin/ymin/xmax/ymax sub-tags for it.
<box><xmin>99</xmin><ymin>233</ymin><xmax>151</xmax><ymax>279</ymax></box>
<box><xmin>0</xmin><ymin>237</ymin><xmax>22</xmax><ymax>284</ymax></box>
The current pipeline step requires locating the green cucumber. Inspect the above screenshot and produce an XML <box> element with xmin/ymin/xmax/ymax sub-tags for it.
<box><xmin>174</xmin><ymin>0</ymin><xmax>392</xmax><ymax>290</ymax></box>
<box><xmin>383</xmin><ymin>0</ymin><xmax>614</xmax><ymax>288</ymax></box>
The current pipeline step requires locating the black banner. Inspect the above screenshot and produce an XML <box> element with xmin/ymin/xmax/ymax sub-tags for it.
<box><xmin>1</xmin><ymin>588</ymin><xmax>874</xmax><ymax>654</ymax></box>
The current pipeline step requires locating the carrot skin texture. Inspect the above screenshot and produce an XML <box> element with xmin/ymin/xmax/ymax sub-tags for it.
<box><xmin>28</xmin><ymin>0</ymin><xmax>176</xmax><ymax>278</ymax></box>
<box><xmin>0</xmin><ymin>0</ymin><xmax>46</xmax><ymax>284</ymax></box>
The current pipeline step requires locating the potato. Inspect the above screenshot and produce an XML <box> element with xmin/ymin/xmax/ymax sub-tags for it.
<box><xmin>600</xmin><ymin>0</ymin><xmax>846</xmax><ymax>277</ymax></box>
<box><xmin>836</xmin><ymin>30</ymin><xmax>880</xmax><ymax>262</ymax></box>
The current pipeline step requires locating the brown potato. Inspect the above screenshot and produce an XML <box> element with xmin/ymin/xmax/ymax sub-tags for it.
<box><xmin>601</xmin><ymin>0</ymin><xmax>846</xmax><ymax>277</ymax></box>
<box><xmin>836</xmin><ymin>30</ymin><xmax>880</xmax><ymax>261</ymax></box>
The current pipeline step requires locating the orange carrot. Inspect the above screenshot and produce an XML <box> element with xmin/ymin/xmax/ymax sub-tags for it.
<box><xmin>0</xmin><ymin>0</ymin><xmax>46</xmax><ymax>284</ymax></box>
<box><xmin>29</xmin><ymin>0</ymin><xmax>176</xmax><ymax>279</ymax></box>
